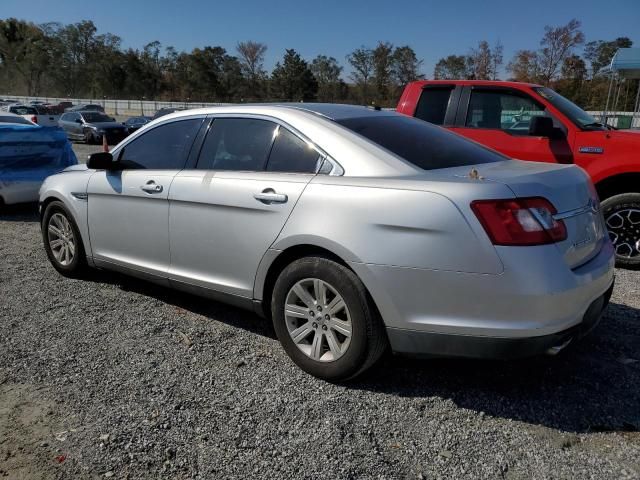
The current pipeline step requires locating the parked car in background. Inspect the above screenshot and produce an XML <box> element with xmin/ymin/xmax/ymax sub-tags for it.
<box><xmin>1</xmin><ymin>104</ymin><xmax>60</xmax><ymax>126</ymax></box>
<box><xmin>39</xmin><ymin>104</ymin><xmax>614</xmax><ymax>381</ymax></box>
<box><xmin>65</xmin><ymin>103</ymin><xmax>105</xmax><ymax>113</ymax></box>
<box><xmin>0</xmin><ymin>112</ymin><xmax>37</xmax><ymax>126</ymax></box>
<box><xmin>1</xmin><ymin>123</ymin><xmax>77</xmax><ymax>207</ymax></box>
<box><xmin>151</xmin><ymin>107</ymin><xmax>184</xmax><ymax>120</ymax></box>
<box><xmin>58</xmin><ymin>111</ymin><xmax>128</xmax><ymax>144</ymax></box>
<box><xmin>51</xmin><ymin>101</ymin><xmax>74</xmax><ymax>114</ymax></box>
<box><xmin>397</xmin><ymin>80</ymin><xmax>640</xmax><ymax>268</ymax></box>
<box><xmin>123</xmin><ymin>116</ymin><xmax>151</xmax><ymax>133</ymax></box>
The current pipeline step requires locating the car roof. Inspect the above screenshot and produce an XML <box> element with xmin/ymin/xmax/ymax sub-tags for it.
<box><xmin>278</xmin><ymin>103</ymin><xmax>395</xmax><ymax>120</ymax></box>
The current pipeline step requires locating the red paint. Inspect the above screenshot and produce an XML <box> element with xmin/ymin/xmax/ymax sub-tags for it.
<box><xmin>397</xmin><ymin>80</ymin><xmax>640</xmax><ymax>195</ymax></box>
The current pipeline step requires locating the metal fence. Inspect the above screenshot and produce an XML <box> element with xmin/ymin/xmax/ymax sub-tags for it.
<box><xmin>1</xmin><ymin>95</ymin><xmax>229</xmax><ymax>116</ymax></box>
<box><xmin>2</xmin><ymin>94</ymin><xmax>640</xmax><ymax>128</ymax></box>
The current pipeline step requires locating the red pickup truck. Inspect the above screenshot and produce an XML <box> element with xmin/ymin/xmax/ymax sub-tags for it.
<box><xmin>397</xmin><ymin>80</ymin><xmax>640</xmax><ymax>269</ymax></box>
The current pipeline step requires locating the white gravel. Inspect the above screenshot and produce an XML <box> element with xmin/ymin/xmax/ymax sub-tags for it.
<box><xmin>0</xmin><ymin>157</ymin><xmax>639</xmax><ymax>478</ymax></box>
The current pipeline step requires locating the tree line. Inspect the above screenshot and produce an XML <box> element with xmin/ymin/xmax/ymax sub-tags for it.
<box><xmin>0</xmin><ymin>17</ymin><xmax>635</xmax><ymax>109</ymax></box>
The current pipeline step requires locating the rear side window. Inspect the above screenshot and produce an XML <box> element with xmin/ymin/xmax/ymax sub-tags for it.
<box><xmin>196</xmin><ymin>118</ymin><xmax>277</xmax><ymax>171</ymax></box>
<box><xmin>337</xmin><ymin>114</ymin><xmax>506</xmax><ymax>170</ymax></box>
<box><xmin>266</xmin><ymin>127</ymin><xmax>321</xmax><ymax>173</ymax></box>
<box><xmin>414</xmin><ymin>87</ymin><xmax>453</xmax><ymax>125</ymax></box>
<box><xmin>118</xmin><ymin>118</ymin><xmax>202</xmax><ymax>169</ymax></box>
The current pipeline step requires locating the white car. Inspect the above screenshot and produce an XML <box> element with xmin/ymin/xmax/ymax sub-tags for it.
<box><xmin>1</xmin><ymin>104</ymin><xmax>59</xmax><ymax>126</ymax></box>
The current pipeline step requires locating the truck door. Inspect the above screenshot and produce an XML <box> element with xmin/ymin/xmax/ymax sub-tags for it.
<box><xmin>449</xmin><ymin>87</ymin><xmax>573</xmax><ymax>164</ymax></box>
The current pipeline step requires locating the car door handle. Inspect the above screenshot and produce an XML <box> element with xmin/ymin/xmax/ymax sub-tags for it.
<box><xmin>253</xmin><ymin>188</ymin><xmax>288</xmax><ymax>204</ymax></box>
<box><xmin>140</xmin><ymin>181</ymin><xmax>163</xmax><ymax>193</ymax></box>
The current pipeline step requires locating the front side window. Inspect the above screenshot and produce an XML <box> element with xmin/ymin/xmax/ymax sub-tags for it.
<box><xmin>533</xmin><ymin>87</ymin><xmax>602</xmax><ymax>130</ymax></box>
<box><xmin>337</xmin><ymin>114</ymin><xmax>505</xmax><ymax>170</ymax></box>
<box><xmin>414</xmin><ymin>87</ymin><xmax>453</xmax><ymax>125</ymax></box>
<box><xmin>118</xmin><ymin>118</ymin><xmax>202</xmax><ymax>169</ymax></box>
<box><xmin>465</xmin><ymin>90</ymin><xmax>549</xmax><ymax>134</ymax></box>
<box><xmin>196</xmin><ymin>118</ymin><xmax>277</xmax><ymax>171</ymax></box>
<box><xmin>266</xmin><ymin>127</ymin><xmax>321</xmax><ymax>173</ymax></box>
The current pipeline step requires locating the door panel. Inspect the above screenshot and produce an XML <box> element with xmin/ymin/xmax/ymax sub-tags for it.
<box><xmin>168</xmin><ymin>171</ymin><xmax>313</xmax><ymax>297</ymax></box>
<box><xmin>87</xmin><ymin>170</ymin><xmax>176</xmax><ymax>279</ymax></box>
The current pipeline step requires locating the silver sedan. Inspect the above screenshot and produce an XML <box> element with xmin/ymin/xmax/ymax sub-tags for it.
<box><xmin>39</xmin><ymin>104</ymin><xmax>615</xmax><ymax>381</ymax></box>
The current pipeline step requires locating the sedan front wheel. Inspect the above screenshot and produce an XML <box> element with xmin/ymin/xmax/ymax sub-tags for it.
<box><xmin>42</xmin><ymin>201</ymin><xmax>87</xmax><ymax>277</ymax></box>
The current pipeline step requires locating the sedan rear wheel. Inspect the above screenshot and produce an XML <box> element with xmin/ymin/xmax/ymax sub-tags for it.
<box><xmin>272</xmin><ymin>256</ymin><xmax>387</xmax><ymax>381</ymax></box>
<box><xmin>602</xmin><ymin>193</ymin><xmax>640</xmax><ymax>270</ymax></box>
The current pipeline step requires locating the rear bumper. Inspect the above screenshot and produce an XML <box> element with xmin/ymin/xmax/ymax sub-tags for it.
<box><xmin>349</xmin><ymin>239</ymin><xmax>616</xmax><ymax>358</ymax></box>
<box><xmin>386</xmin><ymin>281</ymin><xmax>613</xmax><ymax>359</ymax></box>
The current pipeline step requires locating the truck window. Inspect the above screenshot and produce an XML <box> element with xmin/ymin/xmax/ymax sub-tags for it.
<box><xmin>414</xmin><ymin>87</ymin><xmax>452</xmax><ymax>125</ymax></box>
<box><xmin>465</xmin><ymin>89</ymin><xmax>547</xmax><ymax>134</ymax></box>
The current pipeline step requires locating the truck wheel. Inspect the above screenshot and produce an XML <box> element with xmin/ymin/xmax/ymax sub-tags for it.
<box><xmin>271</xmin><ymin>256</ymin><xmax>388</xmax><ymax>382</ymax></box>
<box><xmin>601</xmin><ymin>193</ymin><xmax>640</xmax><ymax>270</ymax></box>
<box><xmin>84</xmin><ymin>130</ymin><xmax>94</xmax><ymax>144</ymax></box>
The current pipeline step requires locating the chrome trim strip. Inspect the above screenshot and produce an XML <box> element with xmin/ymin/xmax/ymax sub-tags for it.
<box><xmin>553</xmin><ymin>202</ymin><xmax>597</xmax><ymax>221</ymax></box>
<box><xmin>70</xmin><ymin>192</ymin><xmax>88</xmax><ymax>201</ymax></box>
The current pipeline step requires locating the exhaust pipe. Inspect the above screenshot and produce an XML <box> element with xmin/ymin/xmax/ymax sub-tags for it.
<box><xmin>545</xmin><ymin>338</ymin><xmax>573</xmax><ymax>356</ymax></box>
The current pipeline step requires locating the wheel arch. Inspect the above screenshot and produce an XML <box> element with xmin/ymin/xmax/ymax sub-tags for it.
<box><xmin>40</xmin><ymin>194</ymin><xmax>92</xmax><ymax>260</ymax></box>
<box><xmin>595</xmin><ymin>172</ymin><xmax>640</xmax><ymax>201</ymax></box>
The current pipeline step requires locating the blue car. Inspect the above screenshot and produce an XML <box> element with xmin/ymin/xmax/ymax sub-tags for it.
<box><xmin>0</xmin><ymin>123</ymin><xmax>77</xmax><ymax>207</ymax></box>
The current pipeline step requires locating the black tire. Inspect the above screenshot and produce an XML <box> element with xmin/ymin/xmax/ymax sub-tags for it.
<box><xmin>601</xmin><ymin>193</ymin><xmax>640</xmax><ymax>270</ymax></box>
<box><xmin>271</xmin><ymin>256</ymin><xmax>387</xmax><ymax>382</ymax></box>
<box><xmin>84</xmin><ymin>129</ymin><xmax>94</xmax><ymax>144</ymax></box>
<box><xmin>41</xmin><ymin>201</ymin><xmax>87</xmax><ymax>277</ymax></box>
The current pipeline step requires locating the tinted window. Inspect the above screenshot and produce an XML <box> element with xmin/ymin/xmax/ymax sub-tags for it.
<box><xmin>337</xmin><ymin>115</ymin><xmax>505</xmax><ymax>170</ymax></box>
<box><xmin>533</xmin><ymin>86</ymin><xmax>600</xmax><ymax>129</ymax></box>
<box><xmin>196</xmin><ymin>118</ymin><xmax>277</xmax><ymax>171</ymax></box>
<box><xmin>266</xmin><ymin>127</ymin><xmax>321</xmax><ymax>173</ymax></box>
<box><xmin>0</xmin><ymin>115</ymin><xmax>32</xmax><ymax>125</ymax></box>
<box><xmin>119</xmin><ymin>118</ymin><xmax>202</xmax><ymax>169</ymax></box>
<box><xmin>465</xmin><ymin>90</ymin><xmax>547</xmax><ymax>133</ymax></box>
<box><xmin>9</xmin><ymin>106</ymin><xmax>37</xmax><ymax>115</ymax></box>
<box><xmin>414</xmin><ymin>87</ymin><xmax>452</xmax><ymax>125</ymax></box>
<box><xmin>82</xmin><ymin>112</ymin><xmax>111</xmax><ymax>123</ymax></box>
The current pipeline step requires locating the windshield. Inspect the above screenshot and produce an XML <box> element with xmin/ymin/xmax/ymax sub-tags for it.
<box><xmin>82</xmin><ymin>112</ymin><xmax>112</xmax><ymax>122</ymax></box>
<box><xmin>533</xmin><ymin>87</ymin><xmax>602</xmax><ymax>130</ymax></box>
<box><xmin>336</xmin><ymin>114</ymin><xmax>506</xmax><ymax>170</ymax></box>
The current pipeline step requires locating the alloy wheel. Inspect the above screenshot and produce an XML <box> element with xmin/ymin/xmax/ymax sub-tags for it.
<box><xmin>606</xmin><ymin>208</ymin><xmax>640</xmax><ymax>258</ymax></box>
<box><xmin>284</xmin><ymin>278</ymin><xmax>353</xmax><ymax>362</ymax></box>
<box><xmin>47</xmin><ymin>213</ymin><xmax>76</xmax><ymax>266</ymax></box>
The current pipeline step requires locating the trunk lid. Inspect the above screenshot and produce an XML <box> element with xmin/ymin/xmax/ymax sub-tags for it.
<box><xmin>435</xmin><ymin>160</ymin><xmax>606</xmax><ymax>268</ymax></box>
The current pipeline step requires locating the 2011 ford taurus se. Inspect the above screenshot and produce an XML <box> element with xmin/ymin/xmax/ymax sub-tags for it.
<box><xmin>39</xmin><ymin>104</ymin><xmax>615</xmax><ymax>381</ymax></box>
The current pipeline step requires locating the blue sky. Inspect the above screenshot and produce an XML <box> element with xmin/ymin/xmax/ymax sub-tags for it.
<box><xmin>2</xmin><ymin>0</ymin><xmax>638</xmax><ymax>77</ymax></box>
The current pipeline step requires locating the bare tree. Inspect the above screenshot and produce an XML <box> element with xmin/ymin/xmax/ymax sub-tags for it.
<box><xmin>346</xmin><ymin>46</ymin><xmax>374</xmax><ymax>103</ymax></box>
<box><xmin>506</xmin><ymin>50</ymin><xmax>541</xmax><ymax>82</ymax></box>
<box><xmin>236</xmin><ymin>40</ymin><xmax>267</xmax><ymax>79</ymax></box>
<box><xmin>538</xmin><ymin>19</ymin><xmax>584</xmax><ymax>85</ymax></box>
<box><xmin>491</xmin><ymin>40</ymin><xmax>503</xmax><ymax>80</ymax></box>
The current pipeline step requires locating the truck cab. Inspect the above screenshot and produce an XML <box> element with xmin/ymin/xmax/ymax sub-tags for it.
<box><xmin>397</xmin><ymin>80</ymin><xmax>640</xmax><ymax>269</ymax></box>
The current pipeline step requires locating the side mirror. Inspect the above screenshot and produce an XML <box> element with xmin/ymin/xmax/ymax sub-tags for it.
<box><xmin>529</xmin><ymin>116</ymin><xmax>555</xmax><ymax>137</ymax></box>
<box><xmin>87</xmin><ymin>152</ymin><xmax>119</xmax><ymax>170</ymax></box>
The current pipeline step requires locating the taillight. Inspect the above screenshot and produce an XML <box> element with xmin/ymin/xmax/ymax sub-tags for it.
<box><xmin>471</xmin><ymin>197</ymin><xmax>567</xmax><ymax>246</ymax></box>
<box><xmin>31</xmin><ymin>115</ymin><xmax>38</xmax><ymax>124</ymax></box>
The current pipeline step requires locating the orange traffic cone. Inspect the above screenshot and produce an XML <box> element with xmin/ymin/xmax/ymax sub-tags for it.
<box><xmin>102</xmin><ymin>133</ymin><xmax>109</xmax><ymax>152</ymax></box>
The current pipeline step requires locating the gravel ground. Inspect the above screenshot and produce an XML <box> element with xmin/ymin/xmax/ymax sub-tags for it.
<box><xmin>1</xmin><ymin>155</ymin><xmax>639</xmax><ymax>478</ymax></box>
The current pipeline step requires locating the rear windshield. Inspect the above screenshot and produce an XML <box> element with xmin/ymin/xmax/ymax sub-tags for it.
<box><xmin>336</xmin><ymin>115</ymin><xmax>506</xmax><ymax>170</ymax></box>
<box><xmin>0</xmin><ymin>115</ymin><xmax>33</xmax><ymax>125</ymax></box>
<box><xmin>82</xmin><ymin>112</ymin><xmax>111</xmax><ymax>122</ymax></box>
<box><xmin>9</xmin><ymin>106</ymin><xmax>37</xmax><ymax>115</ymax></box>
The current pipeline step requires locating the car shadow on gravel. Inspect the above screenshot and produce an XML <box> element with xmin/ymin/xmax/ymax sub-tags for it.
<box><xmin>0</xmin><ymin>203</ymin><xmax>39</xmax><ymax>222</ymax></box>
<box><xmin>352</xmin><ymin>303</ymin><xmax>640</xmax><ymax>434</ymax></box>
<box><xmin>78</xmin><ymin>267</ymin><xmax>640</xmax><ymax>434</ymax></box>
<box><xmin>83</xmin><ymin>269</ymin><xmax>277</xmax><ymax>339</ymax></box>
